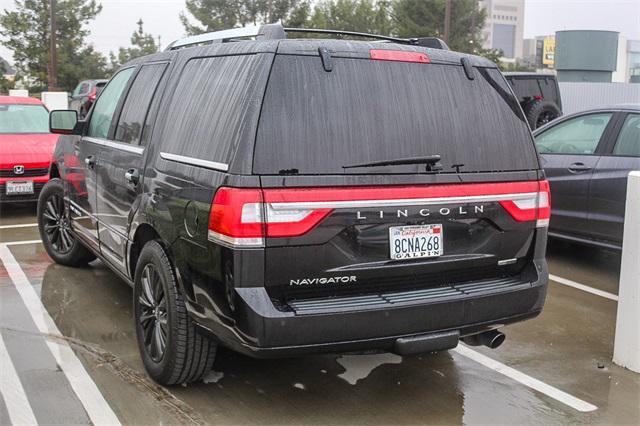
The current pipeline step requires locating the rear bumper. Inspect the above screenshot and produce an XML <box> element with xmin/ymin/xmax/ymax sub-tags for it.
<box><xmin>191</xmin><ymin>259</ymin><xmax>548</xmax><ymax>357</ymax></box>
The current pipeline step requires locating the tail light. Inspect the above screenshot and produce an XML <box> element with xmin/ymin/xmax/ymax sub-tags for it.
<box><xmin>498</xmin><ymin>180</ymin><xmax>551</xmax><ymax>228</ymax></box>
<box><xmin>207</xmin><ymin>188</ymin><xmax>332</xmax><ymax>247</ymax></box>
<box><xmin>208</xmin><ymin>181</ymin><xmax>552</xmax><ymax>248</ymax></box>
<box><xmin>88</xmin><ymin>87</ymin><xmax>97</xmax><ymax>102</ymax></box>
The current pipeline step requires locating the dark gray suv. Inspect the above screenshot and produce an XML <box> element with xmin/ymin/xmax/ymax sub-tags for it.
<box><xmin>533</xmin><ymin>104</ymin><xmax>640</xmax><ymax>250</ymax></box>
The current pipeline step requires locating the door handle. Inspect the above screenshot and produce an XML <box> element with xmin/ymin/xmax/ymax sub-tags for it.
<box><xmin>84</xmin><ymin>155</ymin><xmax>96</xmax><ymax>169</ymax></box>
<box><xmin>125</xmin><ymin>168</ymin><xmax>140</xmax><ymax>186</ymax></box>
<box><xmin>568</xmin><ymin>162</ymin><xmax>591</xmax><ymax>173</ymax></box>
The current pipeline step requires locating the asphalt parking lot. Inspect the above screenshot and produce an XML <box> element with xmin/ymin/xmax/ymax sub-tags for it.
<box><xmin>1</xmin><ymin>203</ymin><xmax>639</xmax><ymax>425</ymax></box>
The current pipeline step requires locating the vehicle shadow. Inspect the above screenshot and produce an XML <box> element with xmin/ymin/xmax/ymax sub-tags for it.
<box><xmin>36</xmin><ymin>255</ymin><xmax>569</xmax><ymax>425</ymax></box>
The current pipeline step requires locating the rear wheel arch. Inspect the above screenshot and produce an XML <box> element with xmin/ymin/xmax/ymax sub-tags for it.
<box><xmin>128</xmin><ymin>223</ymin><xmax>194</xmax><ymax>300</ymax></box>
<box><xmin>129</xmin><ymin>223</ymin><xmax>161</xmax><ymax>279</ymax></box>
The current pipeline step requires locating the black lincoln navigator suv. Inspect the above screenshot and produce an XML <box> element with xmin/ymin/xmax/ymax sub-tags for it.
<box><xmin>39</xmin><ymin>24</ymin><xmax>550</xmax><ymax>385</ymax></box>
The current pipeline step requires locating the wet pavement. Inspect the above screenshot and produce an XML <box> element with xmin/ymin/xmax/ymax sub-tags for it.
<box><xmin>1</xmin><ymin>203</ymin><xmax>639</xmax><ymax>425</ymax></box>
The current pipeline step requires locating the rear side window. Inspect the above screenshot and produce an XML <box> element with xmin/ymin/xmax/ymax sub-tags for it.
<box><xmin>157</xmin><ymin>54</ymin><xmax>267</xmax><ymax>165</ymax></box>
<box><xmin>115</xmin><ymin>63</ymin><xmax>167</xmax><ymax>145</ymax></box>
<box><xmin>612</xmin><ymin>114</ymin><xmax>640</xmax><ymax>156</ymax></box>
<box><xmin>254</xmin><ymin>56</ymin><xmax>538</xmax><ymax>175</ymax></box>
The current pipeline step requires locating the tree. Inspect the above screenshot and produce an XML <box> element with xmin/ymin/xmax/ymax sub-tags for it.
<box><xmin>0</xmin><ymin>0</ymin><xmax>107</xmax><ymax>92</ymax></box>
<box><xmin>392</xmin><ymin>0</ymin><xmax>498</xmax><ymax>60</ymax></box>
<box><xmin>109</xmin><ymin>19</ymin><xmax>158</xmax><ymax>71</ymax></box>
<box><xmin>0</xmin><ymin>59</ymin><xmax>15</xmax><ymax>94</ymax></box>
<box><xmin>307</xmin><ymin>0</ymin><xmax>392</xmax><ymax>35</ymax></box>
<box><xmin>180</xmin><ymin>0</ymin><xmax>308</xmax><ymax>35</ymax></box>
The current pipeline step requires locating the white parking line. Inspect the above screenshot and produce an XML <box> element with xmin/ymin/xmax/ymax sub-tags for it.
<box><xmin>549</xmin><ymin>274</ymin><xmax>618</xmax><ymax>301</ymax></box>
<box><xmin>453</xmin><ymin>344</ymin><xmax>598</xmax><ymax>413</ymax></box>
<box><xmin>0</xmin><ymin>239</ymin><xmax>42</xmax><ymax>246</ymax></box>
<box><xmin>0</xmin><ymin>223</ymin><xmax>38</xmax><ymax>230</ymax></box>
<box><xmin>0</xmin><ymin>243</ymin><xmax>121</xmax><ymax>426</ymax></box>
<box><xmin>0</xmin><ymin>331</ymin><xmax>39</xmax><ymax>425</ymax></box>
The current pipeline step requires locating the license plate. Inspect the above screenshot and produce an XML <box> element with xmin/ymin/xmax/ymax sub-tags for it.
<box><xmin>389</xmin><ymin>224</ymin><xmax>443</xmax><ymax>260</ymax></box>
<box><xmin>6</xmin><ymin>180</ymin><xmax>34</xmax><ymax>195</ymax></box>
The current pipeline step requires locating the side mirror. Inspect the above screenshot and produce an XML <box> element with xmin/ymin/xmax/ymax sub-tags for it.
<box><xmin>50</xmin><ymin>110</ymin><xmax>79</xmax><ymax>135</ymax></box>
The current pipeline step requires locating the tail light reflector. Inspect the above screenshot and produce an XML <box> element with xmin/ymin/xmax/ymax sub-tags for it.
<box><xmin>88</xmin><ymin>86</ymin><xmax>97</xmax><ymax>102</ymax></box>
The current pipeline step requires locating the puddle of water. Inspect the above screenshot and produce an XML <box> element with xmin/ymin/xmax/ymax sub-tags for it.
<box><xmin>202</xmin><ymin>370</ymin><xmax>224</xmax><ymax>384</ymax></box>
<box><xmin>336</xmin><ymin>352</ymin><xmax>402</xmax><ymax>385</ymax></box>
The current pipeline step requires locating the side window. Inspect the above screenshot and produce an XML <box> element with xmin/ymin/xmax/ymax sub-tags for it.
<box><xmin>612</xmin><ymin>114</ymin><xmax>640</xmax><ymax>156</ymax></box>
<box><xmin>87</xmin><ymin>68</ymin><xmax>135</xmax><ymax>139</ymax></box>
<box><xmin>535</xmin><ymin>113</ymin><xmax>612</xmax><ymax>154</ymax></box>
<box><xmin>114</xmin><ymin>63</ymin><xmax>167</xmax><ymax>145</ymax></box>
<box><xmin>157</xmin><ymin>54</ymin><xmax>266</xmax><ymax>163</ymax></box>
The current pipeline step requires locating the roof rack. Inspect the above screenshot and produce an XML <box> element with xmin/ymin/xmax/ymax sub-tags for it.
<box><xmin>166</xmin><ymin>23</ymin><xmax>449</xmax><ymax>51</ymax></box>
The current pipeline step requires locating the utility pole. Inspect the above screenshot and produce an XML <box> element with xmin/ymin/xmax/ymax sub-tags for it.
<box><xmin>48</xmin><ymin>0</ymin><xmax>58</xmax><ymax>91</ymax></box>
<box><xmin>444</xmin><ymin>0</ymin><xmax>452</xmax><ymax>44</ymax></box>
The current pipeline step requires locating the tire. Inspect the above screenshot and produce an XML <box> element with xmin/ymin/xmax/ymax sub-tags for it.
<box><xmin>524</xmin><ymin>100</ymin><xmax>561</xmax><ymax>130</ymax></box>
<box><xmin>134</xmin><ymin>240</ymin><xmax>217</xmax><ymax>385</ymax></box>
<box><xmin>37</xmin><ymin>178</ymin><xmax>96</xmax><ymax>267</ymax></box>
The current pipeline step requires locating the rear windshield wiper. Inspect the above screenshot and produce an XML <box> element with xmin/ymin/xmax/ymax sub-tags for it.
<box><xmin>342</xmin><ymin>155</ymin><xmax>442</xmax><ymax>172</ymax></box>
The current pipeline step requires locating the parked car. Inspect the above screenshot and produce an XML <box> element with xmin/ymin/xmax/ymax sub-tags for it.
<box><xmin>69</xmin><ymin>79</ymin><xmax>108</xmax><ymax>119</ymax></box>
<box><xmin>504</xmin><ymin>72</ymin><xmax>563</xmax><ymax>130</ymax></box>
<box><xmin>40</xmin><ymin>24</ymin><xmax>550</xmax><ymax>385</ymax></box>
<box><xmin>533</xmin><ymin>104</ymin><xmax>640</xmax><ymax>250</ymax></box>
<box><xmin>0</xmin><ymin>96</ymin><xmax>58</xmax><ymax>203</ymax></box>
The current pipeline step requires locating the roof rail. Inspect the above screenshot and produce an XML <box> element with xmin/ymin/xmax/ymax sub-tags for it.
<box><xmin>166</xmin><ymin>23</ymin><xmax>449</xmax><ymax>51</ymax></box>
<box><xmin>166</xmin><ymin>23</ymin><xmax>285</xmax><ymax>50</ymax></box>
<box><xmin>282</xmin><ymin>27</ymin><xmax>418</xmax><ymax>45</ymax></box>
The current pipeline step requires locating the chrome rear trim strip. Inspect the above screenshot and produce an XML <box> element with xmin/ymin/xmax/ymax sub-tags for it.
<box><xmin>269</xmin><ymin>192</ymin><xmax>539</xmax><ymax>210</ymax></box>
<box><xmin>160</xmin><ymin>152</ymin><xmax>229</xmax><ymax>172</ymax></box>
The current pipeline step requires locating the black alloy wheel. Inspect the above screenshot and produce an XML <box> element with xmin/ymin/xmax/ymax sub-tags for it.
<box><xmin>37</xmin><ymin>178</ymin><xmax>96</xmax><ymax>267</ymax></box>
<box><xmin>138</xmin><ymin>263</ymin><xmax>169</xmax><ymax>362</ymax></box>
<box><xmin>41</xmin><ymin>191</ymin><xmax>73</xmax><ymax>254</ymax></box>
<box><xmin>134</xmin><ymin>240</ymin><xmax>217</xmax><ymax>385</ymax></box>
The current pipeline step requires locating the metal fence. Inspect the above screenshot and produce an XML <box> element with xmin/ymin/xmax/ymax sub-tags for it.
<box><xmin>559</xmin><ymin>82</ymin><xmax>640</xmax><ymax>115</ymax></box>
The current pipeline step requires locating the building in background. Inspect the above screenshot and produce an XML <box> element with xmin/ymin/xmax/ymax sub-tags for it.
<box><xmin>479</xmin><ymin>0</ymin><xmax>525</xmax><ymax>61</ymax></box>
<box><xmin>555</xmin><ymin>30</ymin><xmax>639</xmax><ymax>83</ymax></box>
<box><xmin>625</xmin><ymin>40</ymin><xmax>640</xmax><ymax>83</ymax></box>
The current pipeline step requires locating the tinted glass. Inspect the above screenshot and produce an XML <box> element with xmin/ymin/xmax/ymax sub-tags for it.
<box><xmin>88</xmin><ymin>68</ymin><xmax>135</xmax><ymax>139</ymax></box>
<box><xmin>73</xmin><ymin>82</ymin><xmax>91</xmax><ymax>96</ymax></box>
<box><xmin>158</xmin><ymin>54</ymin><xmax>266</xmax><ymax>164</ymax></box>
<box><xmin>115</xmin><ymin>63</ymin><xmax>167</xmax><ymax>145</ymax></box>
<box><xmin>254</xmin><ymin>56</ymin><xmax>538</xmax><ymax>175</ymax></box>
<box><xmin>612</xmin><ymin>114</ymin><xmax>640</xmax><ymax>156</ymax></box>
<box><xmin>535</xmin><ymin>113</ymin><xmax>612</xmax><ymax>154</ymax></box>
<box><xmin>538</xmin><ymin>78</ymin><xmax>559</xmax><ymax>104</ymax></box>
<box><xmin>0</xmin><ymin>104</ymin><xmax>49</xmax><ymax>134</ymax></box>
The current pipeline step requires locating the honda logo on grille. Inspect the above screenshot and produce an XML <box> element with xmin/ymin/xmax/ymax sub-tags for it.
<box><xmin>13</xmin><ymin>165</ymin><xmax>24</xmax><ymax>175</ymax></box>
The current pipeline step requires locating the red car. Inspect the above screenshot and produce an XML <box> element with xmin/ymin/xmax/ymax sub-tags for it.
<box><xmin>0</xmin><ymin>96</ymin><xmax>59</xmax><ymax>203</ymax></box>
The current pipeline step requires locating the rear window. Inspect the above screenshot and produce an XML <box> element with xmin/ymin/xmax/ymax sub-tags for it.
<box><xmin>0</xmin><ymin>104</ymin><xmax>49</xmax><ymax>134</ymax></box>
<box><xmin>254</xmin><ymin>56</ymin><xmax>539</xmax><ymax>175</ymax></box>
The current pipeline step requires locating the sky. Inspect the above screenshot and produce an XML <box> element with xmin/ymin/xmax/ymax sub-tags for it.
<box><xmin>1</xmin><ymin>0</ymin><xmax>639</xmax><ymax>65</ymax></box>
